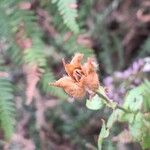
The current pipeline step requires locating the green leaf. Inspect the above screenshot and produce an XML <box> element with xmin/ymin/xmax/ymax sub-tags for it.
<box><xmin>107</xmin><ymin>109</ymin><xmax>121</xmax><ymax>129</ymax></box>
<box><xmin>123</xmin><ymin>87</ymin><xmax>143</xmax><ymax>112</ymax></box>
<box><xmin>119</xmin><ymin>113</ymin><xmax>135</xmax><ymax>123</ymax></box>
<box><xmin>141</xmin><ymin>80</ymin><xmax>150</xmax><ymax>111</ymax></box>
<box><xmin>86</xmin><ymin>94</ymin><xmax>104</xmax><ymax>110</ymax></box>
<box><xmin>142</xmin><ymin>133</ymin><xmax>150</xmax><ymax>149</ymax></box>
<box><xmin>129</xmin><ymin>112</ymin><xmax>143</xmax><ymax>141</ymax></box>
<box><xmin>98</xmin><ymin>120</ymin><xmax>109</xmax><ymax>150</ymax></box>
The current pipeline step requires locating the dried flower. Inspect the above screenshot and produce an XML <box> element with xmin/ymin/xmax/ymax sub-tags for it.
<box><xmin>49</xmin><ymin>53</ymin><xmax>100</xmax><ymax>99</ymax></box>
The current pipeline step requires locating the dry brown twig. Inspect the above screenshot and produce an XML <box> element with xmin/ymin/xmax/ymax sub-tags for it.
<box><xmin>4</xmin><ymin>134</ymin><xmax>35</xmax><ymax>150</ymax></box>
<box><xmin>23</xmin><ymin>64</ymin><xmax>42</xmax><ymax>105</ymax></box>
<box><xmin>15</xmin><ymin>23</ymin><xmax>32</xmax><ymax>50</ymax></box>
<box><xmin>34</xmin><ymin>89</ymin><xmax>60</xmax><ymax>149</ymax></box>
<box><xmin>37</xmin><ymin>8</ymin><xmax>58</xmax><ymax>37</ymax></box>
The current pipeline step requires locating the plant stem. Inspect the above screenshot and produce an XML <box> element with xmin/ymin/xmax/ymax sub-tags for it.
<box><xmin>96</xmin><ymin>91</ymin><xmax>130</xmax><ymax>113</ymax></box>
<box><xmin>116</xmin><ymin>105</ymin><xmax>129</xmax><ymax>113</ymax></box>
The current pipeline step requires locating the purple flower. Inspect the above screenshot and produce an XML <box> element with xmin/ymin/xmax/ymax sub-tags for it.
<box><xmin>103</xmin><ymin>76</ymin><xmax>113</xmax><ymax>86</ymax></box>
<box><xmin>103</xmin><ymin>57</ymin><xmax>148</xmax><ymax>103</ymax></box>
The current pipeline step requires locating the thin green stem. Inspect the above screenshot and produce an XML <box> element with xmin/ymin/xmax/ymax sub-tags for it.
<box><xmin>96</xmin><ymin>91</ymin><xmax>130</xmax><ymax>113</ymax></box>
<box><xmin>116</xmin><ymin>105</ymin><xmax>129</xmax><ymax>113</ymax></box>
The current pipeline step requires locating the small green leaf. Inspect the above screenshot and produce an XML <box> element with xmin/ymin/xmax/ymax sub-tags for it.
<box><xmin>86</xmin><ymin>94</ymin><xmax>104</xmax><ymax>110</ymax></box>
<box><xmin>107</xmin><ymin>109</ymin><xmax>121</xmax><ymax>129</ymax></box>
<box><xmin>141</xmin><ymin>80</ymin><xmax>150</xmax><ymax>111</ymax></box>
<box><xmin>129</xmin><ymin>113</ymin><xmax>143</xmax><ymax>141</ymax></box>
<box><xmin>124</xmin><ymin>87</ymin><xmax>143</xmax><ymax>112</ymax></box>
<box><xmin>98</xmin><ymin>120</ymin><xmax>109</xmax><ymax>150</ymax></box>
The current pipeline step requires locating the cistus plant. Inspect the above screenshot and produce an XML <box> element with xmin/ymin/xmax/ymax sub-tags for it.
<box><xmin>49</xmin><ymin>53</ymin><xmax>150</xmax><ymax>150</ymax></box>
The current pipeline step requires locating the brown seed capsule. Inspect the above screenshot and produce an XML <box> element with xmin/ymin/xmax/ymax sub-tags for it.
<box><xmin>49</xmin><ymin>76</ymin><xmax>85</xmax><ymax>99</ymax></box>
<box><xmin>49</xmin><ymin>53</ymin><xmax>100</xmax><ymax>99</ymax></box>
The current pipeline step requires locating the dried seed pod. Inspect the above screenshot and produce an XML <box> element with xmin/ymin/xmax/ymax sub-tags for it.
<box><xmin>82</xmin><ymin>58</ymin><xmax>99</xmax><ymax>92</ymax></box>
<box><xmin>62</xmin><ymin>53</ymin><xmax>83</xmax><ymax>80</ymax></box>
<box><xmin>49</xmin><ymin>76</ymin><xmax>85</xmax><ymax>99</ymax></box>
<box><xmin>49</xmin><ymin>53</ymin><xmax>100</xmax><ymax>99</ymax></box>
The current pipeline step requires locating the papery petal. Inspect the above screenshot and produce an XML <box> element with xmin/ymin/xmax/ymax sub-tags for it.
<box><xmin>62</xmin><ymin>53</ymin><xmax>83</xmax><ymax>79</ymax></box>
<box><xmin>70</xmin><ymin>53</ymin><xmax>83</xmax><ymax>66</ymax></box>
<box><xmin>49</xmin><ymin>76</ymin><xmax>74</xmax><ymax>88</ymax></box>
<box><xmin>62</xmin><ymin>60</ymin><xmax>77</xmax><ymax>78</ymax></box>
<box><xmin>83</xmin><ymin>72</ymin><xmax>99</xmax><ymax>92</ymax></box>
<box><xmin>64</xmin><ymin>83</ymin><xmax>86</xmax><ymax>99</ymax></box>
<box><xmin>82</xmin><ymin>58</ymin><xmax>97</xmax><ymax>75</ymax></box>
<box><xmin>81</xmin><ymin>58</ymin><xmax>99</xmax><ymax>92</ymax></box>
<box><xmin>49</xmin><ymin>76</ymin><xmax>85</xmax><ymax>99</ymax></box>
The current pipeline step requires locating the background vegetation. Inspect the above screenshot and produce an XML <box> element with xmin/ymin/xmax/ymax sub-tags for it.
<box><xmin>0</xmin><ymin>0</ymin><xmax>149</xmax><ymax>149</ymax></box>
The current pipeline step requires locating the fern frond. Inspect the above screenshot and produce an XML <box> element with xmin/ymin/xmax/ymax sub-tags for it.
<box><xmin>23</xmin><ymin>47</ymin><xmax>46</xmax><ymax>68</ymax></box>
<box><xmin>52</xmin><ymin>0</ymin><xmax>79</xmax><ymax>33</ymax></box>
<box><xmin>0</xmin><ymin>77</ymin><xmax>15</xmax><ymax>140</ymax></box>
<box><xmin>139</xmin><ymin>37</ymin><xmax>150</xmax><ymax>57</ymax></box>
<box><xmin>0</xmin><ymin>3</ymin><xmax>23</xmax><ymax>65</ymax></box>
<box><xmin>0</xmin><ymin>10</ymin><xmax>12</xmax><ymax>38</ymax></box>
<box><xmin>78</xmin><ymin>1</ymin><xmax>94</xmax><ymax>28</ymax></box>
<box><xmin>13</xmin><ymin>9</ymin><xmax>47</xmax><ymax>68</ymax></box>
<box><xmin>23</xmin><ymin>40</ymin><xmax>47</xmax><ymax>104</ymax></box>
<box><xmin>55</xmin><ymin>34</ymin><xmax>93</xmax><ymax>58</ymax></box>
<box><xmin>0</xmin><ymin>0</ymin><xmax>20</xmax><ymax>8</ymax></box>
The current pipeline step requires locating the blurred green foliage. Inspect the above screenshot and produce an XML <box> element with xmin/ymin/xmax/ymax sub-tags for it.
<box><xmin>93</xmin><ymin>81</ymin><xmax>150</xmax><ymax>150</ymax></box>
<box><xmin>0</xmin><ymin>0</ymin><xmax>149</xmax><ymax>149</ymax></box>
